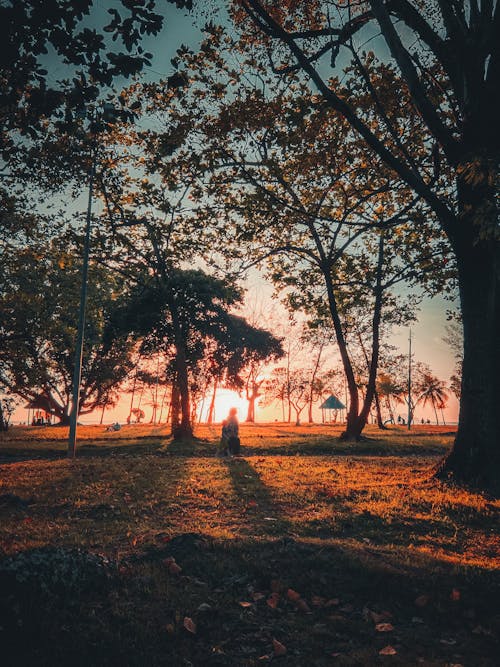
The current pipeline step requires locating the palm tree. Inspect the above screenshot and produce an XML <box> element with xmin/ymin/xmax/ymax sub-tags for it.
<box><xmin>377</xmin><ymin>373</ymin><xmax>405</xmax><ymax>424</ymax></box>
<box><xmin>417</xmin><ymin>373</ymin><xmax>449</xmax><ymax>425</ymax></box>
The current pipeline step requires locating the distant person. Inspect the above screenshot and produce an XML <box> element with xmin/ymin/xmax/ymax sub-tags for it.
<box><xmin>106</xmin><ymin>422</ymin><xmax>121</xmax><ymax>432</ymax></box>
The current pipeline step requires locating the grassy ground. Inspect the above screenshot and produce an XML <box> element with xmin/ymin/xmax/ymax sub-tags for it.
<box><xmin>0</xmin><ymin>423</ymin><xmax>498</xmax><ymax>666</ymax></box>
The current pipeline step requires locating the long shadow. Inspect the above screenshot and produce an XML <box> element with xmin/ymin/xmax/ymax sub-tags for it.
<box><xmin>224</xmin><ymin>457</ymin><xmax>293</xmax><ymax>538</ymax></box>
<box><xmin>240</xmin><ymin>442</ymin><xmax>448</xmax><ymax>457</ymax></box>
<box><xmin>0</xmin><ymin>447</ymin><xmax>191</xmax><ymax>560</ymax></box>
<box><xmin>2</xmin><ymin>533</ymin><xmax>498</xmax><ymax>667</ymax></box>
<box><xmin>0</xmin><ymin>440</ymin><xmax>168</xmax><ymax>464</ymax></box>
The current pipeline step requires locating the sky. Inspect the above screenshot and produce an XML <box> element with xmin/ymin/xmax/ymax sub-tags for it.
<box><xmin>11</xmin><ymin>1</ymin><xmax>460</xmax><ymax>427</ymax></box>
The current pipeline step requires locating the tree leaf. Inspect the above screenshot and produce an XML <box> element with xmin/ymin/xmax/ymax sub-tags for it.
<box><xmin>295</xmin><ymin>598</ymin><xmax>311</xmax><ymax>613</ymax></box>
<box><xmin>183</xmin><ymin>616</ymin><xmax>196</xmax><ymax>634</ymax></box>
<box><xmin>267</xmin><ymin>592</ymin><xmax>280</xmax><ymax>609</ymax></box>
<box><xmin>168</xmin><ymin>561</ymin><xmax>182</xmax><ymax>575</ymax></box>
<box><xmin>379</xmin><ymin>645</ymin><xmax>397</xmax><ymax>655</ymax></box>
<box><xmin>272</xmin><ymin>638</ymin><xmax>287</xmax><ymax>656</ymax></box>
<box><xmin>286</xmin><ymin>588</ymin><xmax>301</xmax><ymax>602</ymax></box>
<box><xmin>375</xmin><ymin>623</ymin><xmax>394</xmax><ymax>632</ymax></box>
<box><xmin>415</xmin><ymin>594</ymin><xmax>430</xmax><ymax>607</ymax></box>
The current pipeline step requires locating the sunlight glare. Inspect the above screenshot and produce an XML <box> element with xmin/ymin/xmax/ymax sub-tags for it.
<box><xmin>201</xmin><ymin>389</ymin><xmax>248</xmax><ymax>423</ymax></box>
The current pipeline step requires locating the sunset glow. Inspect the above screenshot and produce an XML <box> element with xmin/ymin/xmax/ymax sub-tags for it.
<box><xmin>199</xmin><ymin>389</ymin><xmax>249</xmax><ymax>423</ymax></box>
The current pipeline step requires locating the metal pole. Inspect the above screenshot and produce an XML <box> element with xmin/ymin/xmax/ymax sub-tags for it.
<box><xmin>68</xmin><ymin>145</ymin><xmax>96</xmax><ymax>458</ymax></box>
<box><xmin>407</xmin><ymin>329</ymin><xmax>412</xmax><ymax>430</ymax></box>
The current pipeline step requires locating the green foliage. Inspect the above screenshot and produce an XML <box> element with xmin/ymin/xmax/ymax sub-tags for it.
<box><xmin>114</xmin><ymin>267</ymin><xmax>283</xmax><ymax>390</ymax></box>
<box><xmin>0</xmin><ymin>0</ymin><xmax>179</xmax><ymax>155</ymax></box>
<box><xmin>0</xmin><ymin>230</ymin><xmax>135</xmax><ymax>421</ymax></box>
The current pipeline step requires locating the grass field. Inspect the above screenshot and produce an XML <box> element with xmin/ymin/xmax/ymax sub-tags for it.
<box><xmin>0</xmin><ymin>423</ymin><xmax>498</xmax><ymax>666</ymax></box>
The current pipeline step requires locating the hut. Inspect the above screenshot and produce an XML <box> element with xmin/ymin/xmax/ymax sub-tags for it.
<box><xmin>24</xmin><ymin>395</ymin><xmax>56</xmax><ymax>425</ymax></box>
<box><xmin>320</xmin><ymin>395</ymin><xmax>346</xmax><ymax>423</ymax></box>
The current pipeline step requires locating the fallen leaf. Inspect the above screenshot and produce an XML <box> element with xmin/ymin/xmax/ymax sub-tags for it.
<box><xmin>183</xmin><ymin>617</ymin><xmax>196</xmax><ymax>634</ymax></box>
<box><xmin>272</xmin><ymin>638</ymin><xmax>287</xmax><ymax>656</ymax></box>
<box><xmin>450</xmin><ymin>588</ymin><xmax>460</xmax><ymax>601</ymax></box>
<box><xmin>368</xmin><ymin>609</ymin><xmax>392</xmax><ymax>624</ymax></box>
<box><xmin>379</xmin><ymin>645</ymin><xmax>397</xmax><ymax>655</ymax></box>
<box><xmin>287</xmin><ymin>588</ymin><xmax>301</xmax><ymax>602</ymax></box>
<box><xmin>295</xmin><ymin>598</ymin><xmax>311</xmax><ymax>613</ymax></box>
<box><xmin>375</xmin><ymin>623</ymin><xmax>394</xmax><ymax>632</ymax></box>
<box><xmin>311</xmin><ymin>595</ymin><xmax>326</xmax><ymax>607</ymax></box>
<box><xmin>165</xmin><ymin>623</ymin><xmax>175</xmax><ymax>635</ymax></box>
<box><xmin>325</xmin><ymin>598</ymin><xmax>340</xmax><ymax>607</ymax></box>
<box><xmin>415</xmin><ymin>594</ymin><xmax>430</xmax><ymax>607</ymax></box>
<box><xmin>168</xmin><ymin>561</ymin><xmax>182</xmax><ymax>575</ymax></box>
<box><xmin>239</xmin><ymin>601</ymin><xmax>253</xmax><ymax>608</ymax></box>
<box><xmin>267</xmin><ymin>592</ymin><xmax>280</xmax><ymax>609</ymax></box>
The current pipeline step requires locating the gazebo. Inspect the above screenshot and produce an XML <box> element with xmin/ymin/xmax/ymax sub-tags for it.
<box><xmin>320</xmin><ymin>395</ymin><xmax>346</xmax><ymax>423</ymax></box>
<box><xmin>24</xmin><ymin>395</ymin><xmax>55</xmax><ymax>426</ymax></box>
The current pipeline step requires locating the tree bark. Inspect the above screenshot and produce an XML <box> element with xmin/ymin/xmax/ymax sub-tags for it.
<box><xmin>170</xmin><ymin>379</ymin><xmax>180</xmax><ymax>435</ymax></box>
<box><xmin>437</xmin><ymin>229</ymin><xmax>500</xmax><ymax>491</ymax></box>
<box><xmin>172</xmin><ymin>344</ymin><xmax>193</xmax><ymax>439</ymax></box>
<box><xmin>374</xmin><ymin>390</ymin><xmax>387</xmax><ymax>429</ymax></box>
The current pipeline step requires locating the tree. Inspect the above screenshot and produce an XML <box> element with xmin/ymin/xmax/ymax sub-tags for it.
<box><xmin>0</xmin><ymin>395</ymin><xmax>16</xmax><ymax>432</ymax></box>
<box><xmin>376</xmin><ymin>371</ymin><xmax>405</xmax><ymax>425</ymax></box>
<box><xmin>114</xmin><ymin>267</ymin><xmax>283</xmax><ymax>437</ymax></box>
<box><xmin>183</xmin><ymin>50</ymin><xmax>446</xmax><ymax>439</ymax></box>
<box><xmin>234</xmin><ymin>1</ymin><xmax>500</xmax><ymax>489</ymax></box>
<box><xmin>0</xmin><ymin>232</ymin><xmax>135</xmax><ymax>423</ymax></box>
<box><xmin>0</xmin><ymin>0</ymin><xmax>192</xmax><ymax>154</ymax></box>
<box><xmin>443</xmin><ymin>320</ymin><xmax>463</xmax><ymax>401</ymax></box>
<box><xmin>416</xmin><ymin>369</ymin><xmax>449</xmax><ymax>425</ymax></box>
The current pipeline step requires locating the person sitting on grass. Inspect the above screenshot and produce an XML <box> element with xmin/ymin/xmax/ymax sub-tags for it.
<box><xmin>226</xmin><ymin>407</ymin><xmax>240</xmax><ymax>456</ymax></box>
<box><xmin>217</xmin><ymin>419</ymin><xmax>230</xmax><ymax>457</ymax></box>
<box><xmin>217</xmin><ymin>407</ymin><xmax>240</xmax><ymax>457</ymax></box>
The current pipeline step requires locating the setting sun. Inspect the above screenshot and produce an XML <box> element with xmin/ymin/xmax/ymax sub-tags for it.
<box><xmin>199</xmin><ymin>389</ymin><xmax>248</xmax><ymax>423</ymax></box>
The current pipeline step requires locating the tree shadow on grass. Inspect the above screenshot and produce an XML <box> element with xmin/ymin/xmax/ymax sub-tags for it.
<box><xmin>164</xmin><ymin>436</ymin><xmax>214</xmax><ymax>457</ymax></box>
<box><xmin>0</xmin><ymin>451</ymin><xmax>192</xmax><ymax>560</ymax></box>
<box><xmin>0</xmin><ymin>439</ymin><xmax>170</xmax><ymax>464</ymax></box>
<box><xmin>224</xmin><ymin>457</ymin><xmax>293</xmax><ymax>538</ymax></box>
<box><xmin>1</xmin><ymin>535</ymin><xmax>498</xmax><ymax>667</ymax></box>
<box><xmin>240</xmin><ymin>439</ymin><xmax>448</xmax><ymax>458</ymax></box>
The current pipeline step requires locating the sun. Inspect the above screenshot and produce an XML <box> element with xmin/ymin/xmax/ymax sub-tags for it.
<box><xmin>202</xmin><ymin>389</ymin><xmax>248</xmax><ymax>423</ymax></box>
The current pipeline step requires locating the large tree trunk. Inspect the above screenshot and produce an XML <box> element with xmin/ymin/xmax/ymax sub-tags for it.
<box><xmin>170</xmin><ymin>380</ymin><xmax>180</xmax><ymax>435</ymax></box>
<box><xmin>172</xmin><ymin>346</ymin><xmax>193</xmax><ymax>439</ymax></box>
<box><xmin>374</xmin><ymin>390</ymin><xmax>386</xmax><ymax>429</ymax></box>
<box><xmin>437</xmin><ymin>231</ymin><xmax>500</xmax><ymax>492</ymax></box>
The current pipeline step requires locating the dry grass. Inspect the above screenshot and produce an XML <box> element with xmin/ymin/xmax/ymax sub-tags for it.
<box><xmin>0</xmin><ymin>423</ymin><xmax>498</xmax><ymax>666</ymax></box>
